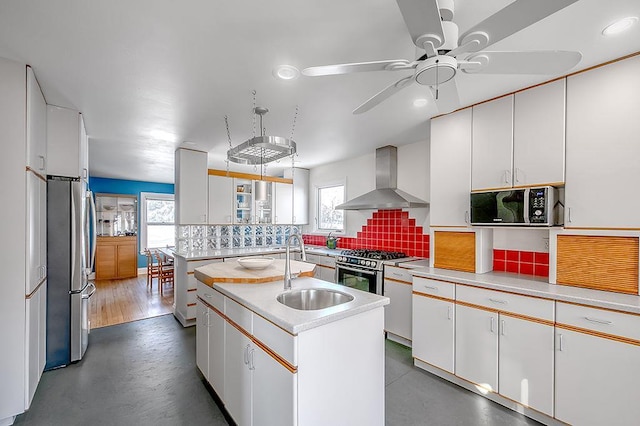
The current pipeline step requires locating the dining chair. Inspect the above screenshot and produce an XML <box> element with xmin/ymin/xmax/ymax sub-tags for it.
<box><xmin>144</xmin><ymin>249</ymin><xmax>161</xmax><ymax>289</ymax></box>
<box><xmin>154</xmin><ymin>250</ymin><xmax>174</xmax><ymax>295</ymax></box>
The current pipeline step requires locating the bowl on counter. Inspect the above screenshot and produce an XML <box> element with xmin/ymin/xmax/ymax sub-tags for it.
<box><xmin>237</xmin><ymin>257</ymin><xmax>275</xmax><ymax>270</ymax></box>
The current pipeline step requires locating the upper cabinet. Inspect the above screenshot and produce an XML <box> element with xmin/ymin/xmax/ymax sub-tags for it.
<box><xmin>430</xmin><ymin>108</ymin><xmax>472</xmax><ymax>227</ymax></box>
<box><xmin>513</xmin><ymin>79</ymin><xmax>566</xmax><ymax>188</ymax></box>
<box><xmin>565</xmin><ymin>55</ymin><xmax>640</xmax><ymax>229</ymax></box>
<box><xmin>207</xmin><ymin>174</ymin><xmax>233</xmax><ymax>224</ymax></box>
<box><xmin>46</xmin><ymin>105</ymin><xmax>88</xmax><ymax>181</ymax></box>
<box><xmin>471</xmin><ymin>95</ymin><xmax>514</xmax><ymax>190</ymax></box>
<box><xmin>471</xmin><ymin>79</ymin><xmax>566</xmax><ymax>191</ymax></box>
<box><xmin>26</xmin><ymin>67</ymin><xmax>47</xmax><ymax>174</ymax></box>
<box><xmin>273</xmin><ymin>182</ymin><xmax>293</xmax><ymax>224</ymax></box>
<box><xmin>286</xmin><ymin>167</ymin><xmax>309</xmax><ymax>225</ymax></box>
<box><xmin>175</xmin><ymin>148</ymin><xmax>208</xmax><ymax>225</ymax></box>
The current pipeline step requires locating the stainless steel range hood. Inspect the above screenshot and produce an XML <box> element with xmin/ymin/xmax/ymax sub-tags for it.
<box><xmin>335</xmin><ymin>145</ymin><xmax>429</xmax><ymax>210</ymax></box>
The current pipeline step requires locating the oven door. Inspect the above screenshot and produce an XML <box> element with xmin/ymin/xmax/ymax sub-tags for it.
<box><xmin>336</xmin><ymin>264</ymin><xmax>379</xmax><ymax>294</ymax></box>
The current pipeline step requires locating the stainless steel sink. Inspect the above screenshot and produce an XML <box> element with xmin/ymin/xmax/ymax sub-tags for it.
<box><xmin>277</xmin><ymin>288</ymin><xmax>354</xmax><ymax>311</ymax></box>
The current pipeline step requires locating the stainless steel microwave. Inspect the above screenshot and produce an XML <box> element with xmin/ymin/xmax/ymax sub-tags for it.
<box><xmin>470</xmin><ymin>186</ymin><xmax>561</xmax><ymax>226</ymax></box>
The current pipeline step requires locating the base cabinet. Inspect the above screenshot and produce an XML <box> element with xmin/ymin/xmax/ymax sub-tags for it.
<box><xmin>95</xmin><ymin>236</ymin><xmax>137</xmax><ymax>280</ymax></box>
<box><xmin>412</xmin><ymin>294</ymin><xmax>454</xmax><ymax>374</ymax></box>
<box><xmin>455</xmin><ymin>304</ymin><xmax>498</xmax><ymax>392</ymax></box>
<box><xmin>224</xmin><ymin>324</ymin><xmax>254</xmax><ymax>426</ymax></box>
<box><xmin>384</xmin><ymin>279</ymin><xmax>412</xmax><ymax>343</ymax></box>
<box><xmin>25</xmin><ymin>282</ymin><xmax>46</xmax><ymax>408</ymax></box>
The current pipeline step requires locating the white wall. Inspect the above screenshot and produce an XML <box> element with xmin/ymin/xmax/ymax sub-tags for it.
<box><xmin>306</xmin><ymin>139</ymin><xmax>430</xmax><ymax>237</ymax></box>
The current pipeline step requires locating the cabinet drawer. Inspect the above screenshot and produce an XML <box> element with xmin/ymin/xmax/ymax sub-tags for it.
<box><xmin>316</xmin><ymin>255</ymin><xmax>336</xmax><ymax>268</ymax></box>
<box><xmin>225</xmin><ymin>297</ymin><xmax>252</xmax><ymax>334</ymax></box>
<box><xmin>197</xmin><ymin>282</ymin><xmax>224</xmax><ymax>312</ymax></box>
<box><xmin>413</xmin><ymin>277</ymin><xmax>455</xmax><ymax>300</ymax></box>
<box><xmin>456</xmin><ymin>285</ymin><xmax>554</xmax><ymax>322</ymax></box>
<box><xmin>384</xmin><ymin>266</ymin><xmax>412</xmax><ymax>283</ymax></box>
<box><xmin>253</xmin><ymin>313</ymin><xmax>297</xmax><ymax>366</ymax></box>
<box><xmin>556</xmin><ymin>302</ymin><xmax>640</xmax><ymax>342</ymax></box>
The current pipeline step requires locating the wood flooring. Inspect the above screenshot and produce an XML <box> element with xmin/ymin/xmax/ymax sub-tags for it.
<box><xmin>89</xmin><ymin>273</ymin><xmax>174</xmax><ymax>329</ymax></box>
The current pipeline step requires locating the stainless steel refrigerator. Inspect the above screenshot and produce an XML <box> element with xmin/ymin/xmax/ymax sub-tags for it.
<box><xmin>46</xmin><ymin>176</ymin><xmax>96</xmax><ymax>369</ymax></box>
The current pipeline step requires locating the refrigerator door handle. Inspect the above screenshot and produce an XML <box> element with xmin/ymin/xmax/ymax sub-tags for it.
<box><xmin>87</xmin><ymin>190</ymin><xmax>97</xmax><ymax>273</ymax></box>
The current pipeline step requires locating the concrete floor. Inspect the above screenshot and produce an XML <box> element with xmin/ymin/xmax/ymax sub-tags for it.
<box><xmin>15</xmin><ymin>315</ymin><xmax>540</xmax><ymax>425</ymax></box>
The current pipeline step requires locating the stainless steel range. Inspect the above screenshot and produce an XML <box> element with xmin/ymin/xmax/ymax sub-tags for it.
<box><xmin>335</xmin><ymin>249</ymin><xmax>408</xmax><ymax>295</ymax></box>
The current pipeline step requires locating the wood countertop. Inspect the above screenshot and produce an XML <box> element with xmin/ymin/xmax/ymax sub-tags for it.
<box><xmin>194</xmin><ymin>259</ymin><xmax>315</xmax><ymax>286</ymax></box>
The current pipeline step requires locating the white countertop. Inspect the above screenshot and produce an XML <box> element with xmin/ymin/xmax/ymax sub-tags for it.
<box><xmin>412</xmin><ymin>267</ymin><xmax>640</xmax><ymax>315</ymax></box>
<box><xmin>174</xmin><ymin>245</ymin><xmax>342</xmax><ymax>261</ymax></box>
<box><xmin>213</xmin><ymin>277</ymin><xmax>390</xmax><ymax>334</ymax></box>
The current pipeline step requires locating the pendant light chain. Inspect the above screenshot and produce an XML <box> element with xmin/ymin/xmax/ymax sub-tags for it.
<box><xmin>224</xmin><ymin>115</ymin><xmax>233</xmax><ymax>174</ymax></box>
<box><xmin>289</xmin><ymin>105</ymin><xmax>299</xmax><ymax>140</ymax></box>
<box><xmin>435</xmin><ymin>59</ymin><xmax>440</xmax><ymax>100</ymax></box>
<box><xmin>252</xmin><ymin>90</ymin><xmax>257</xmax><ymax>138</ymax></box>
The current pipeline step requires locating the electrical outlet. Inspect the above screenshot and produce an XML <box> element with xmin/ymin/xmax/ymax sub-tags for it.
<box><xmin>544</xmin><ymin>238</ymin><xmax>549</xmax><ymax>250</ymax></box>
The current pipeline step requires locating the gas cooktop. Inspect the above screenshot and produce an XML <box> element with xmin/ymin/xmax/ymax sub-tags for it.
<box><xmin>339</xmin><ymin>249</ymin><xmax>407</xmax><ymax>260</ymax></box>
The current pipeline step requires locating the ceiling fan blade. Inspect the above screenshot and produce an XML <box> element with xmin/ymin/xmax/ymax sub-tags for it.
<box><xmin>455</xmin><ymin>0</ymin><xmax>580</xmax><ymax>55</ymax></box>
<box><xmin>302</xmin><ymin>60</ymin><xmax>411</xmax><ymax>76</ymax></box>
<box><xmin>461</xmin><ymin>51</ymin><xmax>582</xmax><ymax>75</ymax></box>
<box><xmin>396</xmin><ymin>0</ymin><xmax>444</xmax><ymax>52</ymax></box>
<box><xmin>430</xmin><ymin>78</ymin><xmax>460</xmax><ymax>114</ymax></box>
<box><xmin>353</xmin><ymin>75</ymin><xmax>414</xmax><ymax>114</ymax></box>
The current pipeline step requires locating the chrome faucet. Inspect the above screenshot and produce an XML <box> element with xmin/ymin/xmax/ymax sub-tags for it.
<box><xmin>284</xmin><ymin>231</ymin><xmax>307</xmax><ymax>290</ymax></box>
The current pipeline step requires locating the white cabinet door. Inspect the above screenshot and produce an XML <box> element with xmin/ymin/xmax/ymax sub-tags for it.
<box><xmin>319</xmin><ymin>266</ymin><xmax>335</xmax><ymax>283</ymax></box>
<box><xmin>252</xmin><ymin>344</ymin><xmax>296</xmax><ymax>426</ymax></box>
<box><xmin>513</xmin><ymin>79</ymin><xmax>565</xmax><ymax>187</ymax></box>
<box><xmin>383</xmin><ymin>280</ymin><xmax>412</xmax><ymax>342</ymax></box>
<box><xmin>412</xmin><ymin>294</ymin><xmax>454</xmax><ymax>373</ymax></box>
<box><xmin>224</xmin><ymin>323</ymin><xmax>252</xmax><ymax>426</ymax></box>
<box><xmin>175</xmin><ymin>149</ymin><xmax>208</xmax><ymax>225</ymax></box>
<box><xmin>565</xmin><ymin>55</ymin><xmax>640</xmax><ymax>228</ymax></box>
<box><xmin>46</xmin><ymin>105</ymin><xmax>85</xmax><ymax>178</ymax></box>
<box><xmin>498</xmin><ymin>315</ymin><xmax>554</xmax><ymax>416</ymax></box>
<box><xmin>208</xmin><ymin>175</ymin><xmax>233</xmax><ymax>224</ymax></box>
<box><xmin>472</xmin><ymin>95</ymin><xmax>514</xmax><ymax>190</ymax></box>
<box><xmin>455</xmin><ymin>304</ymin><xmax>498</xmax><ymax>392</ymax></box>
<box><xmin>26</xmin><ymin>172</ymin><xmax>44</xmax><ymax>294</ymax></box>
<box><xmin>274</xmin><ymin>182</ymin><xmax>293</xmax><ymax>224</ymax></box>
<box><xmin>79</xmin><ymin>114</ymin><xmax>89</xmax><ymax>182</ymax></box>
<box><xmin>26</xmin><ymin>67</ymin><xmax>47</xmax><ymax>173</ymax></box>
<box><xmin>38</xmin><ymin>282</ymin><xmax>46</xmax><ymax>376</ymax></box>
<box><xmin>25</xmin><ymin>282</ymin><xmax>46</xmax><ymax>409</ymax></box>
<box><xmin>555</xmin><ymin>328</ymin><xmax>640</xmax><ymax>426</ymax></box>
<box><xmin>207</xmin><ymin>306</ymin><xmax>225</xmax><ymax>399</ymax></box>
<box><xmin>284</xmin><ymin>167</ymin><xmax>309</xmax><ymax>225</ymax></box>
<box><xmin>430</xmin><ymin>108</ymin><xmax>472</xmax><ymax>227</ymax></box>
<box><xmin>195</xmin><ymin>300</ymin><xmax>209</xmax><ymax>380</ymax></box>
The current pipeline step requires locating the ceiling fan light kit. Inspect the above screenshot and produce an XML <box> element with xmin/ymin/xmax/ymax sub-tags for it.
<box><xmin>301</xmin><ymin>0</ymin><xmax>582</xmax><ymax>114</ymax></box>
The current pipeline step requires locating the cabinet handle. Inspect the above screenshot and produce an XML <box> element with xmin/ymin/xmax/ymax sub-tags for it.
<box><xmin>584</xmin><ymin>317</ymin><xmax>612</xmax><ymax>325</ymax></box>
<box><xmin>500</xmin><ymin>319</ymin><xmax>505</xmax><ymax>336</ymax></box>
<box><xmin>464</xmin><ymin>210</ymin><xmax>469</xmax><ymax>224</ymax></box>
<box><xmin>447</xmin><ymin>306</ymin><xmax>452</xmax><ymax>320</ymax></box>
<box><xmin>244</xmin><ymin>344</ymin><xmax>250</xmax><ymax>365</ymax></box>
<box><xmin>515</xmin><ymin>168</ymin><xmax>522</xmax><ymax>184</ymax></box>
<box><xmin>205</xmin><ymin>310</ymin><xmax>211</xmax><ymax>327</ymax></box>
<box><xmin>82</xmin><ymin>168</ymin><xmax>88</xmax><ymax>180</ymax></box>
<box><xmin>423</xmin><ymin>285</ymin><xmax>438</xmax><ymax>291</ymax></box>
<box><xmin>490</xmin><ymin>317</ymin><xmax>495</xmax><ymax>333</ymax></box>
<box><xmin>38</xmin><ymin>155</ymin><xmax>45</xmax><ymax>171</ymax></box>
<box><xmin>504</xmin><ymin>170</ymin><xmax>511</xmax><ymax>185</ymax></box>
<box><xmin>567</xmin><ymin>207</ymin><xmax>572</xmax><ymax>223</ymax></box>
<box><xmin>489</xmin><ymin>298</ymin><xmax>507</xmax><ymax>305</ymax></box>
<box><xmin>558</xmin><ymin>334</ymin><xmax>564</xmax><ymax>352</ymax></box>
<box><xmin>392</xmin><ymin>272</ymin><xmax>403</xmax><ymax>277</ymax></box>
<box><xmin>249</xmin><ymin>348</ymin><xmax>255</xmax><ymax>371</ymax></box>
<box><xmin>203</xmin><ymin>293</ymin><xmax>212</xmax><ymax>299</ymax></box>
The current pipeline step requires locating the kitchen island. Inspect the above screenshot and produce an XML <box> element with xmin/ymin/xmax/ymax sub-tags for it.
<box><xmin>195</xmin><ymin>259</ymin><xmax>389</xmax><ymax>426</ymax></box>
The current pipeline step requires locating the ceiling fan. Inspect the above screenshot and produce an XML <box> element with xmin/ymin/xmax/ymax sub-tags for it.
<box><xmin>302</xmin><ymin>0</ymin><xmax>582</xmax><ymax>114</ymax></box>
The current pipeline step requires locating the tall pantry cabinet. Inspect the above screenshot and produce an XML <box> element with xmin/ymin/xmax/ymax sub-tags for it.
<box><xmin>0</xmin><ymin>58</ymin><xmax>48</xmax><ymax>424</ymax></box>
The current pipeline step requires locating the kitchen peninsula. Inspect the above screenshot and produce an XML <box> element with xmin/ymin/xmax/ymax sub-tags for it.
<box><xmin>194</xmin><ymin>259</ymin><xmax>389</xmax><ymax>426</ymax></box>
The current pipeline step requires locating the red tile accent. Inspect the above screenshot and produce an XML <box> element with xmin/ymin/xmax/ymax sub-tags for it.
<box><xmin>519</xmin><ymin>262</ymin><xmax>534</xmax><ymax>275</ymax></box>
<box><xmin>534</xmin><ymin>252</ymin><xmax>549</xmax><ymax>265</ymax></box>
<box><xmin>506</xmin><ymin>261</ymin><xmax>519</xmax><ymax>273</ymax></box>
<box><xmin>494</xmin><ymin>249</ymin><xmax>506</xmax><ymax>261</ymax></box>
<box><xmin>534</xmin><ymin>264</ymin><xmax>549</xmax><ymax>277</ymax></box>
<box><xmin>506</xmin><ymin>250</ymin><xmax>520</xmax><ymax>262</ymax></box>
<box><xmin>493</xmin><ymin>259</ymin><xmax>506</xmax><ymax>272</ymax></box>
<box><xmin>520</xmin><ymin>251</ymin><xmax>534</xmax><ymax>263</ymax></box>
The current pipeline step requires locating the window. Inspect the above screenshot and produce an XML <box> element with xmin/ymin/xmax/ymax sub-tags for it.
<box><xmin>317</xmin><ymin>184</ymin><xmax>345</xmax><ymax>231</ymax></box>
<box><xmin>140</xmin><ymin>192</ymin><xmax>175</xmax><ymax>251</ymax></box>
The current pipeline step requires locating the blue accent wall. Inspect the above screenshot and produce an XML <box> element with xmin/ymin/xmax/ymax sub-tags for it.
<box><xmin>89</xmin><ymin>177</ymin><xmax>174</xmax><ymax>268</ymax></box>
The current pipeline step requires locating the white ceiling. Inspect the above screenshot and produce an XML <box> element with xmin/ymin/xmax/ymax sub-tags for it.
<box><xmin>0</xmin><ymin>0</ymin><xmax>639</xmax><ymax>183</ymax></box>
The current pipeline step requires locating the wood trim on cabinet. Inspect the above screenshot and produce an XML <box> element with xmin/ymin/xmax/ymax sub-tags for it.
<box><xmin>499</xmin><ymin>311</ymin><xmax>554</xmax><ymax>327</ymax></box>
<box><xmin>455</xmin><ymin>300</ymin><xmax>498</xmax><ymax>313</ymax></box>
<box><xmin>385</xmin><ymin>277</ymin><xmax>412</xmax><ymax>285</ymax></box>
<box><xmin>187</xmin><ymin>271</ymin><xmax>195</xmax><ymax>275</ymax></box>
<box><xmin>471</xmin><ymin>182</ymin><xmax>565</xmax><ymax>192</ymax></box>
<box><xmin>555</xmin><ymin>323</ymin><xmax>640</xmax><ymax>347</ymax></box>
<box><xmin>564</xmin><ymin>226</ymin><xmax>640</xmax><ymax>231</ymax></box>
<box><xmin>208</xmin><ymin>168</ymin><xmax>293</xmax><ymax>184</ymax></box>
<box><xmin>187</xmin><ymin>288</ymin><xmax>197</xmax><ymax>292</ymax></box>
<box><xmin>455</xmin><ymin>282</ymin><xmax>554</xmax><ymax>303</ymax></box>
<box><xmin>412</xmin><ymin>291</ymin><xmax>454</xmax><ymax>303</ymax></box>
<box><xmin>199</xmin><ymin>295</ymin><xmax>298</xmax><ymax>374</ymax></box>
<box><xmin>26</xmin><ymin>278</ymin><xmax>47</xmax><ymax>299</ymax></box>
<box><xmin>187</xmin><ymin>303</ymin><xmax>197</xmax><ymax>307</ymax></box>
<box><xmin>315</xmin><ymin>264</ymin><xmax>335</xmax><ymax>270</ymax></box>
<box><xmin>25</xmin><ymin>166</ymin><xmax>46</xmax><ymax>182</ymax></box>
<box><xmin>557</xmin><ymin>300</ymin><xmax>640</xmax><ymax>318</ymax></box>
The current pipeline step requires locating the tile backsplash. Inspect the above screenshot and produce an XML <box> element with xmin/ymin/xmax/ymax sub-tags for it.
<box><xmin>304</xmin><ymin>209</ymin><xmax>430</xmax><ymax>258</ymax></box>
<box><xmin>177</xmin><ymin>224</ymin><xmax>297</xmax><ymax>253</ymax></box>
<box><xmin>492</xmin><ymin>249</ymin><xmax>549</xmax><ymax>278</ymax></box>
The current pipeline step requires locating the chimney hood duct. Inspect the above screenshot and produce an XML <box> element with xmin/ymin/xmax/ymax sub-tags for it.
<box><xmin>335</xmin><ymin>145</ymin><xmax>429</xmax><ymax>210</ymax></box>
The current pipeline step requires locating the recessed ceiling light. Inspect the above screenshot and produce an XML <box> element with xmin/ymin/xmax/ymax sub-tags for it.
<box><xmin>602</xmin><ymin>16</ymin><xmax>638</xmax><ymax>36</ymax></box>
<box><xmin>413</xmin><ymin>98</ymin><xmax>428</xmax><ymax>107</ymax></box>
<box><xmin>273</xmin><ymin>65</ymin><xmax>300</xmax><ymax>80</ymax></box>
